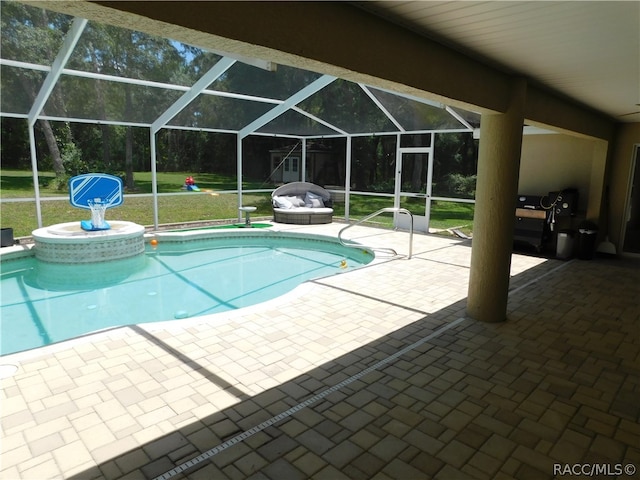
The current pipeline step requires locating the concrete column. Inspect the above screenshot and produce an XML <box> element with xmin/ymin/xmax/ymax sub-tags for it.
<box><xmin>467</xmin><ymin>79</ymin><xmax>527</xmax><ymax>322</ymax></box>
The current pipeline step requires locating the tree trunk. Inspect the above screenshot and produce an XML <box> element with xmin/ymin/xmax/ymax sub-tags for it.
<box><xmin>125</xmin><ymin>126</ymin><xmax>134</xmax><ymax>189</ymax></box>
<box><xmin>40</xmin><ymin>120</ymin><xmax>65</xmax><ymax>177</ymax></box>
<box><xmin>101</xmin><ymin>125</ymin><xmax>111</xmax><ymax>168</ymax></box>
<box><xmin>411</xmin><ymin>154</ymin><xmax>425</xmax><ymax>192</ymax></box>
<box><xmin>89</xmin><ymin>42</ymin><xmax>112</xmax><ymax>168</ymax></box>
<box><xmin>15</xmin><ymin>77</ymin><xmax>65</xmax><ymax>177</ymax></box>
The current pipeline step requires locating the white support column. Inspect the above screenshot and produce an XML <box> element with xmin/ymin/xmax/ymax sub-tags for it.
<box><xmin>393</xmin><ymin>133</ymin><xmax>401</xmax><ymax>212</ymax></box>
<box><xmin>344</xmin><ymin>136</ymin><xmax>352</xmax><ymax>221</ymax></box>
<box><xmin>425</xmin><ymin>132</ymin><xmax>436</xmax><ymax>230</ymax></box>
<box><xmin>150</xmin><ymin>130</ymin><xmax>159</xmax><ymax>230</ymax></box>
<box><xmin>29</xmin><ymin>126</ymin><xmax>43</xmax><ymax>228</ymax></box>
<box><xmin>301</xmin><ymin>138</ymin><xmax>307</xmax><ymax>182</ymax></box>
<box><xmin>237</xmin><ymin>135</ymin><xmax>243</xmax><ymax>222</ymax></box>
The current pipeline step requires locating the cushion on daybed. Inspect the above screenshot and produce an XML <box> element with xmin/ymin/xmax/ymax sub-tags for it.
<box><xmin>272</xmin><ymin>195</ymin><xmax>310</xmax><ymax>209</ymax></box>
<box><xmin>304</xmin><ymin>191</ymin><xmax>325</xmax><ymax>208</ymax></box>
<box><xmin>272</xmin><ymin>196</ymin><xmax>291</xmax><ymax>209</ymax></box>
<box><xmin>273</xmin><ymin>207</ymin><xmax>333</xmax><ymax>215</ymax></box>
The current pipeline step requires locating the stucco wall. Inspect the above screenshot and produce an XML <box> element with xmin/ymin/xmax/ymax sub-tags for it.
<box><xmin>519</xmin><ymin>134</ymin><xmax>595</xmax><ymax>214</ymax></box>
<box><xmin>518</xmin><ymin>124</ymin><xmax>640</xmax><ymax>252</ymax></box>
<box><xmin>609</xmin><ymin>123</ymin><xmax>640</xmax><ymax>249</ymax></box>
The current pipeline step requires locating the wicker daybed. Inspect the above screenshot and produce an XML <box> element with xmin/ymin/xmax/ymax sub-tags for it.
<box><xmin>271</xmin><ymin>182</ymin><xmax>334</xmax><ymax>224</ymax></box>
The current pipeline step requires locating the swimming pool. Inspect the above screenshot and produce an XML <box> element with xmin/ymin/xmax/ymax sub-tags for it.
<box><xmin>0</xmin><ymin>232</ymin><xmax>373</xmax><ymax>356</ymax></box>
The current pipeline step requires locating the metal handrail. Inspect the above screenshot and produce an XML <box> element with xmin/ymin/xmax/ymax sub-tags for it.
<box><xmin>338</xmin><ymin>207</ymin><xmax>413</xmax><ymax>259</ymax></box>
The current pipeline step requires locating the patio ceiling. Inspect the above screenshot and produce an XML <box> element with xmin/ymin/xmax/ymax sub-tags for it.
<box><xmin>0</xmin><ymin>2</ymin><xmax>477</xmax><ymax>138</ymax></box>
<box><xmin>356</xmin><ymin>1</ymin><xmax>640</xmax><ymax>123</ymax></box>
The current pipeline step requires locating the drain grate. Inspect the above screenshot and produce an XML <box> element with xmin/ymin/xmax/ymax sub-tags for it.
<box><xmin>155</xmin><ymin>259</ymin><xmax>576</xmax><ymax>479</ymax></box>
<box><xmin>154</xmin><ymin>316</ymin><xmax>466</xmax><ymax>480</ymax></box>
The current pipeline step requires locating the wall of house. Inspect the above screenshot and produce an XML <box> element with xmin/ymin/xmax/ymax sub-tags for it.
<box><xmin>609</xmin><ymin>123</ymin><xmax>640</xmax><ymax>250</ymax></box>
<box><xmin>519</xmin><ymin>134</ymin><xmax>596</xmax><ymax>215</ymax></box>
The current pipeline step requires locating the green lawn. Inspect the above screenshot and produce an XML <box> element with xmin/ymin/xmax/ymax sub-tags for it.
<box><xmin>333</xmin><ymin>195</ymin><xmax>474</xmax><ymax>233</ymax></box>
<box><xmin>0</xmin><ymin>169</ymin><xmax>262</xmax><ymax>198</ymax></box>
<box><xmin>0</xmin><ymin>169</ymin><xmax>474</xmax><ymax>237</ymax></box>
<box><xmin>0</xmin><ymin>192</ymin><xmax>275</xmax><ymax>237</ymax></box>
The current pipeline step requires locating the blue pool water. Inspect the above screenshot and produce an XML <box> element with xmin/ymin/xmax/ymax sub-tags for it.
<box><xmin>0</xmin><ymin>234</ymin><xmax>373</xmax><ymax>356</ymax></box>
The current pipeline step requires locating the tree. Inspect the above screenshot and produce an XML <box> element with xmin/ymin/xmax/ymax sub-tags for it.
<box><xmin>64</xmin><ymin>20</ymin><xmax>196</xmax><ymax>185</ymax></box>
<box><xmin>1</xmin><ymin>2</ymin><xmax>74</xmax><ymax>178</ymax></box>
<box><xmin>1</xmin><ymin>2</ymin><xmax>479</xmax><ymax>198</ymax></box>
<box><xmin>433</xmin><ymin>132</ymin><xmax>478</xmax><ymax>198</ymax></box>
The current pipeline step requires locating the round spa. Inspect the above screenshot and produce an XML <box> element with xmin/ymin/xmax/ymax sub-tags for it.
<box><xmin>32</xmin><ymin>221</ymin><xmax>145</xmax><ymax>263</ymax></box>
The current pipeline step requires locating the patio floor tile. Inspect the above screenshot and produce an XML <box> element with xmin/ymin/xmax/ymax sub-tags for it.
<box><xmin>1</xmin><ymin>224</ymin><xmax>638</xmax><ymax>479</ymax></box>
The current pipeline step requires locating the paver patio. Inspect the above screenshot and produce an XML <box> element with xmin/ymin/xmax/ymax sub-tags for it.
<box><xmin>1</xmin><ymin>223</ymin><xmax>638</xmax><ymax>479</ymax></box>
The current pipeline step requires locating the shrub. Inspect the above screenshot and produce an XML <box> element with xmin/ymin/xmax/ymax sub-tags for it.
<box><xmin>444</xmin><ymin>173</ymin><xmax>476</xmax><ymax>197</ymax></box>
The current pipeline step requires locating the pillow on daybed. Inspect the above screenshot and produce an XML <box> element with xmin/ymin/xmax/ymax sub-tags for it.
<box><xmin>304</xmin><ymin>191</ymin><xmax>325</xmax><ymax>208</ymax></box>
<box><xmin>273</xmin><ymin>196</ymin><xmax>293</xmax><ymax>209</ymax></box>
<box><xmin>286</xmin><ymin>195</ymin><xmax>306</xmax><ymax>207</ymax></box>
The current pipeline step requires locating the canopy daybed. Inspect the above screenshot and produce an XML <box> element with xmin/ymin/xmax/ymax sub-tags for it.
<box><xmin>271</xmin><ymin>182</ymin><xmax>334</xmax><ymax>224</ymax></box>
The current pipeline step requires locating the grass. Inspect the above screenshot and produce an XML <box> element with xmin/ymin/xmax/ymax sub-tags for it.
<box><xmin>0</xmin><ymin>192</ymin><xmax>274</xmax><ymax>237</ymax></box>
<box><xmin>333</xmin><ymin>195</ymin><xmax>474</xmax><ymax>233</ymax></box>
<box><xmin>0</xmin><ymin>169</ymin><xmax>265</xmax><ymax>198</ymax></box>
<box><xmin>0</xmin><ymin>169</ymin><xmax>474</xmax><ymax>238</ymax></box>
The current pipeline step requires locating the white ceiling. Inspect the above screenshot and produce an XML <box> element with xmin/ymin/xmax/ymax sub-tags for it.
<box><xmin>356</xmin><ymin>1</ymin><xmax>640</xmax><ymax>123</ymax></box>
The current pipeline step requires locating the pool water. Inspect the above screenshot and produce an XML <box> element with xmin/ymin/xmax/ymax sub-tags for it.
<box><xmin>0</xmin><ymin>234</ymin><xmax>373</xmax><ymax>356</ymax></box>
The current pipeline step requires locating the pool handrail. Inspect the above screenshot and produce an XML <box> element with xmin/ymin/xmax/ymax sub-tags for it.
<box><xmin>338</xmin><ymin>207</ymin><xmax>413</xmax><ymax>259</ymax></box>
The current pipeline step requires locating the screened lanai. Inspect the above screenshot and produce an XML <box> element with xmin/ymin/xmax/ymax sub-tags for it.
<box><xmin>0</xmin><ymin>2</ymin><xmax>481</xmax><ymax>233</ymax></box>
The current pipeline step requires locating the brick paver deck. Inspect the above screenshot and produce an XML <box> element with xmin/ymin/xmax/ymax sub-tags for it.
<box><xmin>1</xmin><ymin>223</ymin><xmax>638</xmax><ymax>479</ymax></box>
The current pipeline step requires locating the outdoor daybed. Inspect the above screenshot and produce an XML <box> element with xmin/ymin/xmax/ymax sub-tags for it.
<box><xmin>271</xmin><ymin>182</ymin><xmax>334</xmax><ymax>224</ymax></box>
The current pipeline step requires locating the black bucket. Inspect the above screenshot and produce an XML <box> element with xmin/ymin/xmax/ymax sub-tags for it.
<box><xmin>576</xmin><ymin>221</ymin><xmax>598</xmax><ymax>260</ymax></box>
